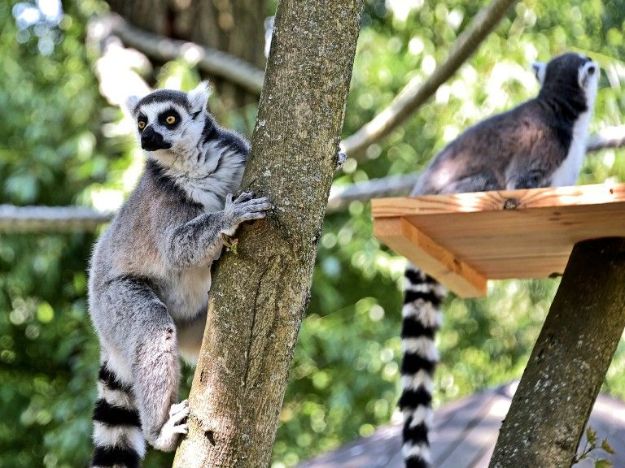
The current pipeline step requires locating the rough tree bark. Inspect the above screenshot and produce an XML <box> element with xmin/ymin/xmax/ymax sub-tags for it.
<box><xmin>172</xmin><ymin>1</ymin><xmax>363</xmax><ymax>466</ymax></box>
<box><xmin>490</xmin><ymin>238</ymin><xmax>625</xmax><ymax>467</ymax></box>
<box><xmin>105</xmin><ymin>0</ymin><xmax>266</xmax><ymax>107</ymax></box>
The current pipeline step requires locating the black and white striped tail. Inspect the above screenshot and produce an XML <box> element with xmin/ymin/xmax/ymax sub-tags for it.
<box><xmin>399</xmin><ymin>265</ymin><xmax>445</xmax><ymax>468</ymax></box>
<box><xmin>91</xmin><ymin>363</ymin><xmax>145</xmax><ymax>468</ymax></box>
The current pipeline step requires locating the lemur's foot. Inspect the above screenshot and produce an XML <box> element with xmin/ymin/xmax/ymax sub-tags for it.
<box><xmin>151</xmin><ymin>400</ymin><xmax>190</xmax><ymax>452</ymax></box>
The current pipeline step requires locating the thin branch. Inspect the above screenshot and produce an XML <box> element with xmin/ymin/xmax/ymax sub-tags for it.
<box><xmin>587</xmin><ymin>125</ymin><xmax>625</xmax><ymax>152</ymax></box>
<box><xmin>340</xmin><ymin>0</ymin><xmax>518</xmax><ymax>158</ymax></box>
<box><xmin>326</xmin><ymin>174</ymin><xmax>419</xmax><ymax>212</ymax></box>
<box><xmin>0</xmin><ymin>205</ymin><xmax>112</xmax><ymax>233</ymax></box>
<box><xmin>87</xmin><ymin>16</ymin><xmax>152</xmax><ymax>108</ymax></box>
<box><xmin>103</xmin><ymin>14</ymin><xmax>265</xmax><ymax>95</ymax></box>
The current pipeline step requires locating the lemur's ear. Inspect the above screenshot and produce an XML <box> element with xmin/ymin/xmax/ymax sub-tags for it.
<box><xmin>188</xmin><ymin>81</ymin><xmax>210</xmax><ymax>114</ymax></box>
<box><xmin>532</xmin><ymin>61</ymin><xmax>546</xmax><ymax>84</ymax></box>
<box><xmin>125</xmin><ymin>95</ymin><xmax>140</xmax><ymax>116</ymax></box>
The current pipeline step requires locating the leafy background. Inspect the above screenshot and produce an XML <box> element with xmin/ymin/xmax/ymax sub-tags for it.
<box><xmin>1</xmin><ymin>0</ymin><xmax>625</xmax><ymax>467</ymax></box>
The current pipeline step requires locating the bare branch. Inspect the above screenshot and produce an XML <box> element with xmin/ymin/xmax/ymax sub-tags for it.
<box><xmin>587</xmin><ymin>125</ymin><xmax>625</xmax><ymax>152</ymax></box>
<box><xmin>0</xmin><ymin>205</ymin><xmax>112</xmax><ymax>233</ymax></box>
<box><xmin>103</xmin><ymin>14</ymin><xmax>265</xmax><ymax>95</ymax></box>
<box><xmin>340</xmin><ymin>0</ymin><xmax>518</xmax><ymax>158</ymax></box>
<box><xmin>87</xmin><ymin>16</ymin><xmax>152</xmax><ymax>107</ymax></box>
<box><xmin>327</xmin><ymin>174</ymin><xmax>419</xmax><ymax>213</ymax></box>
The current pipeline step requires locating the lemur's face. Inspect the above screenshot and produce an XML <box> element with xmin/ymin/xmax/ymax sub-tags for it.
<box><xmin>126</xmin><ymin>83</ymin><xmax>210</xmax><ymax>155</ymax></box>
<box><xmin>532</xmin><ymin>53</ymin><xmax>599</xmax><ymax>109</ymax></box>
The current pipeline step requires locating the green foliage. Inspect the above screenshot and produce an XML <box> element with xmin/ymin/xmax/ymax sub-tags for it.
<box><xmin>572</xmin><ymin>426</ymin><xmax>615</xmax><ymax>467</ymax></box>
<box><xmin>2</xmin><ymin>0</ymin><xmax>625</xmax><ymax>467</ymax></box>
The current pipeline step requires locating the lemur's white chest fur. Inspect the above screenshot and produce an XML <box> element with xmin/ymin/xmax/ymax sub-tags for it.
<box><xmin>152</xmin><ymin>142</ymin><xmax>245</xmax><ymax>321</ymax></box>
<box><xmin>155</xmin><ymin>140</ymin><xmax>245</xmax><ymax>212</ymax></box>
<box><xmin>549</xmin><ymin>110</ymin><xmax>592</xmax><ymax>187</ymax></box>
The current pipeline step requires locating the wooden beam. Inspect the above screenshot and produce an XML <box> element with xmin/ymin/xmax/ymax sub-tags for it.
<box><xmin>371</xmin><ymin>182</ymin><xmax>625</xmax><ymax>218</ymax></box>
<box><xmin>372</xmin><ymin>183</ymin><xmax>625</xmax><ymax>296</ymax></box>
<box><xmin>374</xmin><ymin>218</ymin><xmax>487</xmax><ymax>297</ymax></box>
<box><xmin>489</xmin><ymin>237</ymin><xmax>625</xmax><ymax>467</ymax></box>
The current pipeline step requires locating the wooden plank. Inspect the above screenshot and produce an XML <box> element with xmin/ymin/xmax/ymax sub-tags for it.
<box><xmin>374</xmin><ymin>218</ymin><xmax>487</xmax><ymax>297</ymax></box>
<box><xmin>371</xmin><ymin>183</ymin><xmax>625</xmax><ymax>218</ymax></box>
<box><xmin>371</xmin><ymin>183</ymin><xmax>625</xmax><ymax>297</ymax></box>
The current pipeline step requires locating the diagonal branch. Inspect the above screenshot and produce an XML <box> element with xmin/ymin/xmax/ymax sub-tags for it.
<box><xmin>103</xmin><ymin>14</ymin><xmax>265</xmax><ymax>95</ymax></box>
<box><xmin>340</xmin><ymin>0</ymin><xmax>518</xmax><ymax>158</ymax></box>
<box><xmin>586</xmin><ymin>125</ymin><xmax>625</xmax><ymax>152</ymax></box>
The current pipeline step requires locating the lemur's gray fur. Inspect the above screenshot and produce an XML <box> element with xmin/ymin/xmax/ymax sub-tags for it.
<box><xmin>400</xmin><ymin>53</ymin><xmax>599</xmax><ymax>468</ymax></box>
<box><xmin>88</xmin><ymin>83</ymin><xmax>272</xmax><ymax>467</ymax></box>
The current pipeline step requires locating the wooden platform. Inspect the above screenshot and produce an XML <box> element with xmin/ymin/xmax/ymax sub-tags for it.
<box><xmin>299</xmin><ymin>382</ymin><xmax>625</xmax><ymax>468</ymax></box>
<box><xmin>372</xmin><ymin>183</ymin><xmax>625</xmax><ymax>297</ymax></box>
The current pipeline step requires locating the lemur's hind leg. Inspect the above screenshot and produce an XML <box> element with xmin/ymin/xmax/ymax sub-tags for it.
<box><xmin>131</xmin><ymin>307</ymin><xmax>188</xmax><ymax>452</ymax></box>
<box><xmin>93</xmin><ymin>277</ymin><xmax>188</xmax><ymax>456</ymax></box>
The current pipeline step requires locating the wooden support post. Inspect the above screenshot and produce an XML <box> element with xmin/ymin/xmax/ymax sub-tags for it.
<box><xmin>490</xmin><ymin>237</ymin><xmax>625</xmax><ymax>467</ymax></box>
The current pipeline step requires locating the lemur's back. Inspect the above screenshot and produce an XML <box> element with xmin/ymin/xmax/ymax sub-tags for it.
<box><xmin>415</xmin><ymin>99</ymin><xmax>553</xmax><ymax>194</ymax></box>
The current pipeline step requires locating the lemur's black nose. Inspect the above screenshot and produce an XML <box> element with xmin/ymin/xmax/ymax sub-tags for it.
<box><xmin>141</xmin><ymin>126</ymin><xmax>171</xmax><ymax>151</ymax></box>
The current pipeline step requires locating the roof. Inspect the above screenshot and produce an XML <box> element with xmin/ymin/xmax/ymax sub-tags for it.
<box><xmin>299</xmin><ymin>382</ymin><xmax>625</xmax><ymax>467</ymax></box>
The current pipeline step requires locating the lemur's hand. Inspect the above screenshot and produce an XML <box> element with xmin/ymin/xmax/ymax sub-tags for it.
<box><xmin>223</xmin><ymin>192</ymin><xmax>272</xmax><ymax>231</ymax></box>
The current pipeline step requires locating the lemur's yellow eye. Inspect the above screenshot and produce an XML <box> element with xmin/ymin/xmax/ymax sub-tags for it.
<box><xmin>138</xmin><ymin>121</ymin><xmax>146</xmax><ymax>130</ymax></box>
<box><xmin>166</xmin><ymin>115</ymin><xmax>176</xmax><ymax>125</ymax></box>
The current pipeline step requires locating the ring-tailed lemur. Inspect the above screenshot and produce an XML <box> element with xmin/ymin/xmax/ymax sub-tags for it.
<box><xmin>87</xmin><ymin>83</ymin><xmax>272</xmax><ymax>467</ymax></box>
<box><xmin>400</xmin><ymin>53</ymin><xmax>599</xmax><ymax>467</ymax></box>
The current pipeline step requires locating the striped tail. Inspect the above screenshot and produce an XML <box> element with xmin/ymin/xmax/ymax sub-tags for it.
<box><xmin>399</xmin><ymin>265</ymin><xmax>445</xmax><ymax>468</ymax></box>
<box><xmin>91</xmin><ymin>363</ymin><xmax>145</xmax><ymax>468</ymax></box>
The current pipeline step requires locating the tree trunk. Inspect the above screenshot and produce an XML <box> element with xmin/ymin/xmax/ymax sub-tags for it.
<box><xmin>490</xmin><ymin>237</ymin><xmax>625</xmax><ymax>467</ymax></box>
<box><xmin>172</xmin><ymin>1</ymin><xmax>363</xmax><ymax>466</ymax></box>
<box><xmin>106</xmin><ymin>0</ymin><xmax>266</xmax><ymax>108</ymax></box>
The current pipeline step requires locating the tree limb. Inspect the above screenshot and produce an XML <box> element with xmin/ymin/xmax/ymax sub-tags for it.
<box><xmin>0</xmin><ymin>205</ymin><xmax>112</xmax><ymax>232</ymax></box>
<box><xmin>340</xmin><ymin>0</ymin><xmax>518</xmax><ymax>158</ymax></box>
<box><xmin>490</xmin><ymin>238</ymin><xmax>625</xmax><ymax>466</ymax></box>
<box><xmin>327</xmin><ymin>174</ymin><xmax>419</xmax><ymax>212</ymax></box>
<box><xmin>587</xmin><ymin>124</ymin><xmax>625</xmax><ymax>152</ymax></box>
<box><xmin>102</xmin><ymin>13</ymin><xmax>265</xmax><ymax>95</ymax></box>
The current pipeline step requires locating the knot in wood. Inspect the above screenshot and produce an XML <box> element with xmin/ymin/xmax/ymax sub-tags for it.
<box><xmin>503</xmin><ymin>198</ymin><xmax>519</xmax><ymax>210</ymax></box>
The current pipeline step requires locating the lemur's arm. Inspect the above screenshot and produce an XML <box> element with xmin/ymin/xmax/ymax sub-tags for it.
<box><xmin>162</xmin><ymin>192</ymin><xmax>271</xmax><ymax>269</ymax></box>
